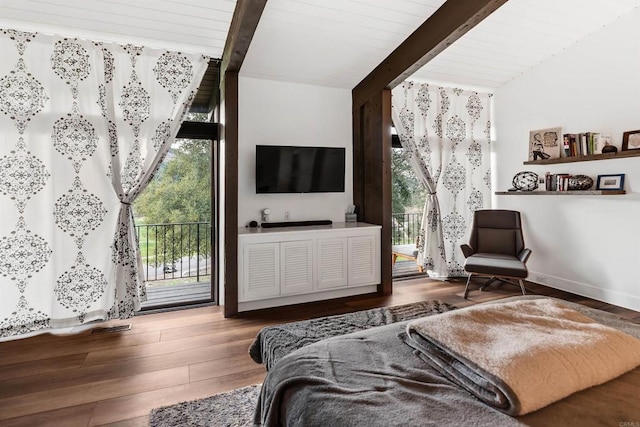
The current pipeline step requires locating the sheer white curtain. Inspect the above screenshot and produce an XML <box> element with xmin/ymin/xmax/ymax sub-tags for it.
<box><xmin>391</xmin><ymin>81</ymin><xmax>492</xmax><ymax>278</ymax></box>
<box><xmin>0</xmin><ymin>29</ymin><xmax>208</xmax><ymax>339</ymax></box>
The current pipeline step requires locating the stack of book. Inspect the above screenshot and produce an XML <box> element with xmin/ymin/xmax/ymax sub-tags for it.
<box><xmin>545</xmin><ymin>172</ymin><xmax>571</xmax><ymax>191</ymax></box>
<box><xmin>562</xmin><ymin>133</ymin><xmax>610</xmax><ymax>157</ymax></box>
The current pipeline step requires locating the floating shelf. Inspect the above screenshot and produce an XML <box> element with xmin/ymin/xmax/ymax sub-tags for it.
<box><xmin>523</xmin><ymin>150</ymin><xmax>640</xmax><ymax>165</ymax></box>
<box><xmin>495</xmin><ymin>190</ymin><xmax>626</xmax><ymax>196</ymax></box>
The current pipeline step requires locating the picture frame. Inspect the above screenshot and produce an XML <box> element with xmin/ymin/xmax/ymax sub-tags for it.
<box><xmin>596</xmin><ymin>174</ymin><xmax>625</xmax><ymax>191</ymax></box>
<box><xmin>621</xmin><ymin>130</ymin><xmax>640</xmax><ymax>151</ymax></box>
<box><xmin>529</xmin><ymin>127</ymin><xmax>562</xmax><ymax>161</ymax></box>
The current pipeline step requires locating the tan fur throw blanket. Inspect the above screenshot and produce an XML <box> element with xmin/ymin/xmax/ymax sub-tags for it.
<box><xmin>403</xmin><ymin>298</ymin><xmax>640</xmax><ymax>416</ymax></box>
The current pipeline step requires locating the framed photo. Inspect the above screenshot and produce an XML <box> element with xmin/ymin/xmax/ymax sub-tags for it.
<box><xmin>596</xmin><ymin>174</ymin><xmax>625</xmax><ymax>191</ymax></box>
<box><xmin>622</xmin><ymin>130</ymin><xmax>640</xmax><ymax>151</ymax></box>
<box><xmin>529</xmin><ymin>127</ymin><xmax>561</xmax><ymax>161</ymax></box>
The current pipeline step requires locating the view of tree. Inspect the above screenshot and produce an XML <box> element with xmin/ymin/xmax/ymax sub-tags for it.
<box><xmin>392</xmin><ymin>148</ymin><xmax>426</xmax><ymax>245</ymax></box>
<box><xmin>391</xmin><ymin>147</ymin><xmax>426</xmax><ymax>214</ymax></box>
<box><xmin>134</xmin><ymin>139</ymin><xmax>211</xmax><ymax>265</ymax></box>
<box><xmin>135</xmin><ymin>139</ymin><xmax>210</xmax><ymax>224</ymax></box>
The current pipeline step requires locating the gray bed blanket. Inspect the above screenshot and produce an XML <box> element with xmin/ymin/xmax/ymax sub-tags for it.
<box><xmin>255</xmin><ymin>296</ymin><xmax>640</xmax><ymax>426</ymax></box>
<box><xmin>249</xmin><ymin>300</ymin><xmax>455</xmax><ymax>370</ymax></box>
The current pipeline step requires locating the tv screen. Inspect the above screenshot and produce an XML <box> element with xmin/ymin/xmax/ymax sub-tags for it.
<box><xmin>256</xmin><ymin>145</ymin><xmax>346</xmax><ymax>193</ymax></box>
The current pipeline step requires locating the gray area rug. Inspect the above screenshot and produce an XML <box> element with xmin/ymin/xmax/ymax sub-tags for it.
<box><xmin>149</xmin><ymin>383</ymin><xmax>260</xmax><ymax>427</ymax></box>
<box><xmin>249</xmin><ymin>299</ymin><xmax>456</xmax><ymax>370</ymax></box>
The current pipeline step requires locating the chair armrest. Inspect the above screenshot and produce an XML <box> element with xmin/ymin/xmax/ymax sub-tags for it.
<box><xmin>518</xmin><ymin>248</ymin><xmax>532</xmax><ymax>263</ymax></box>
<box><xmin>460</xmin><ymin>244</ymin><xmax>475</xmax><ymax>258</ymax></box>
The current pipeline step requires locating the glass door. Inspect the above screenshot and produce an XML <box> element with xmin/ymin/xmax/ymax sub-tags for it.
<box><xmin>135</xmin><ymin>132</ymin><xmax>217</xmax><ymax>309</ymax></box>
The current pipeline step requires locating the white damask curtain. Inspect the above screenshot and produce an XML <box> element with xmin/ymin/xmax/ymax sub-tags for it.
<box><xmin>0</xmin><ymin>28</ymin><xmax>208</xmax><ymax>339</ymax></box>
<box><xmin>391</xmin><ymin>81</ymin><xmax>492</xmax><ymax>278</ymax></box>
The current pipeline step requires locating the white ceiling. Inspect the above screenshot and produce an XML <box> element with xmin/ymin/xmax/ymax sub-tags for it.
<box><xmin>242</xmin><ymin>0</ymin><xmax>640</xmax><ymax>90</ymax></box>
<box><xmin>241</xmin><ymin>0</ymin><xmax>447</xmax><ymax>88</ymax></box>
<box><xmin>0</xmin><ymin>0</ymin><xmax>236</xmax><ymax>57</ymax></box>
<box><xmin>410</xmin><ymin>0</ymin><xmax>640</xmax><ymax>89</ymax></box>
<box><xmin>0</xmin><ymin>0</ymin><xmax>639</xmax><ymax>90</ymax></box>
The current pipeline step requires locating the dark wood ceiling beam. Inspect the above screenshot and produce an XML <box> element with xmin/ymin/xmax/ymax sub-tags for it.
<box><xmin>221</xmin><ymin>0</ymin><xmax>267</xmax><ymax>75</ymax></box>
<box><xmin>352</xmin><ymin>0</ymin><xmax>508</xmax><ymax>107</ymax></box>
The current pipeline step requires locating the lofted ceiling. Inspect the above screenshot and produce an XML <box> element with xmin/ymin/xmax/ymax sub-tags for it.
<box><xmin>410</xmin><ymin>0</ymin><xmax>640</xmax><ymax>89</ymax></box>
<box><xmin>0</xmin><ymin>0</ymin><xmax>639</xmax><ymax>91</ymax></box>
<box><xmin>0</xmin><ymin>0</ymin><xmax>236</xmax><ymax>58</ymax></box>
<box><xmin>242</xmin><ymin>0</ymin><xmax>640</xmax><ymax>90</ymax></box>
<box><xmin>240</xmin><ymin>0</ymin><xmax>447</xmax><ymax>88</ymax></box>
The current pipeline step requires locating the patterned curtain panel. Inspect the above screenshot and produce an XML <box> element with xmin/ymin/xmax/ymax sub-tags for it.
<box><xmin>0</xmin><ymin>29</ymin><xmax>208</xmax><ymax>339</ymax></box>
<box><xmin>391</xmin><ymin>81</ymin><xmax>492</xmax><ymax>279</ymax></box>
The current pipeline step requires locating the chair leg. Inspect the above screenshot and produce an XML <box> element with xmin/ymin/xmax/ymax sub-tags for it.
<box><xmin>518</xmin><ymin>279</ymin><xmax>526</xmax><ymax>296</ymax></box>
<box><xmin>479</xmin><ymin>277</ymin><xmax>498</xmax><ymax>291</ymax></box>
<box><xmin>463</xmin><ymin>274</ymin><xmax>473</xmax><ymax>299</ymax></box>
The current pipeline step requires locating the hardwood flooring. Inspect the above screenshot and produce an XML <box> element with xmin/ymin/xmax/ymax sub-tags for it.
<box><xmin>1</xmin><ymin>277</ymin><xmax>638</xmax><ymax>426</ymax></box>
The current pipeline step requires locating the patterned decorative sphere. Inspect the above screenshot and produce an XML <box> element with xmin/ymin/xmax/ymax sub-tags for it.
<box><xmin>512</xmin><ymin>171</ymin><xmax>539</xmax><ymax>191</ymax></box>
<box><xmin>568</xmin><ymin>175</ymin><xmax>593</xmax><ymax>191</ymax></box>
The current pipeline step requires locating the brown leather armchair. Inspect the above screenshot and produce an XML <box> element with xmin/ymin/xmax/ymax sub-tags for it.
<box><xmin>460</xmin><ymin>209</ymin><xmax>531</xmax><ymax>299</ymax></box>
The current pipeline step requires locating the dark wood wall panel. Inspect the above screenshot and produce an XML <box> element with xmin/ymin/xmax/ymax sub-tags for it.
<box><xmin>222</xmin><ymin>72</ymin><xmax>239</xmax><ymax>317</ymax></box>
<box><xmin>353</xmin><ymin>89</ymin><xmax>392</xmax><ymax>295</ymax></box>
<box><xmin>351</xmin><ymin>0</ymin><xmax>508</xmax><ymax>296</ymax></box>
<box><xmin>220</xmin><ymin>0</ymin><xmax>267</xmax><ymax>317</ymax></box>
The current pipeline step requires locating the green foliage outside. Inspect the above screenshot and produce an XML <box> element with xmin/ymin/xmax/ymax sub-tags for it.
<box><xmin>391</xmin><ymin>147</ymin><xmax>426</xmax><ymax>245</ymax></box>
<box><xmin>392</xmin><ymin>147</ymin><xmax>426</xmax><ymax>214</ymax></box>
<box><xmin>134</xmin><ymin>138</ymin><xmax>211</xmax><ymax>266</ymax></box>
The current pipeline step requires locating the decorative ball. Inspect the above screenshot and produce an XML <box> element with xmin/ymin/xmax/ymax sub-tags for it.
<box><xmin>512</xmin><ymin>171</ymin><xmax>539</xmax><ymax>191</ymax></box>
<box><xmin>568</xmin><ymin>175</ymin><xmax>593</xmax><ymax>190</ymax></box>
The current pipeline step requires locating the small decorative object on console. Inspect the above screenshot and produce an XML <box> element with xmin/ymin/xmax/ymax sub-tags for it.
<box><xmin>512</xmin><ymin>171</ymin><xmax>539</xmax><ymax>191</ymax></box>
<box><xmin>567</xmin><ymin>175</ymin><xmax>593</xmax><ymax>191</ymax></box>
<box><xmin>601</xmin><ymin>143</ymin><xmax>618</xmax><ymax>153</ymax></box>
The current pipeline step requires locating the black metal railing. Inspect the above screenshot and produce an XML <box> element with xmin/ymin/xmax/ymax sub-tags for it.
<box><xmin>392</xmin><ymin>213</ymin><xmax>422</xmax><ymax>245</ymax></box>
<box><xmin>135</xmin><ymin>221</ymin><xmax>211</xmax><ymax>282</ymax></box>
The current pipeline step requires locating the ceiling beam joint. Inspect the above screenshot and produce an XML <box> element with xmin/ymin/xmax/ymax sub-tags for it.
<box><xmin>352</xmin><ymin>0</ymin><xmax>508</xmax><ymax>107</ymax></box>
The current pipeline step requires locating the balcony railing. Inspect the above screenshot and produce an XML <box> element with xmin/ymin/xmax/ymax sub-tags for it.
<box><xmin>136</xmin><ymin>217</ymin><xmax>419</xmax><ymax>282</ymax></box>
<box><xmin>135</xmin><ymin>221</ymin><xmax>211</xmax><ymax>282</ymax></box>
<box><xmin>392</xmin><ymin>212</ymin><xmax>422</xmax><ymax>245</ymax></box>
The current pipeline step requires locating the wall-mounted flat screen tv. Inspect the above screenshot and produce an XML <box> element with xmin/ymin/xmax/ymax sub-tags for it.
<box><xmin>256</xmin><ymin>145</ymin><xmax>346</xmax><ymax>193</ymax></box>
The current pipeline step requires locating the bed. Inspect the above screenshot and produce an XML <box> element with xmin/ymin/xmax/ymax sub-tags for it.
<box><xmin>251</xmin><ymin>296</ymin><xmax>640</xmax><ymax>426</ymax></box>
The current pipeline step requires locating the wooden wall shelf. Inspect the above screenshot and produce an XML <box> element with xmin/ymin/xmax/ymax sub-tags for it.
<box><xmin>523</xmin><ymin>150</ymin><xmax>640</xmax><ymax>165</ymax></box>
<box><xmin>495</xmin><ymin>190</ymin><xmax>626</xmax><ymax>196</ymax></box>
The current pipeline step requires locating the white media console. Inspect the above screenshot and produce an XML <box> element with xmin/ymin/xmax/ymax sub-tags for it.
<box><xmin>237</xmin><ymin>222</ymin><xmax>381</xmax><ymax>312</ymax></box>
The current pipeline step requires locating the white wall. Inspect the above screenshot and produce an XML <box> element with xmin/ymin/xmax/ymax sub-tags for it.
<box><xmin>237</xmin><ymin>76</ymin><xmax>353</xmax><ymax>227</ymax></box>
<box><xmin>493</xmin><ymin>8</ymin><xmax>640</xmax><ymax>311</ymax></box>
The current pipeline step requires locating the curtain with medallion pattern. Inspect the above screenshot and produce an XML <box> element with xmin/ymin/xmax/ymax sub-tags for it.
<box><xmin>0</xmin><ymin>28</ymin><xmax>208</xmax><ymax>339</ymax></box>
<box><xmin>392</xmin><ymin>81</ymin><xmax>493</xmax><ymax>279</ymax></box>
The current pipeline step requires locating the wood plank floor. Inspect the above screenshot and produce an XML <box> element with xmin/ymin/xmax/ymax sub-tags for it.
<box><xmin>1</xmin><ymin>277</ymin><xmax>638</xmax><ymax>426</ymax></box>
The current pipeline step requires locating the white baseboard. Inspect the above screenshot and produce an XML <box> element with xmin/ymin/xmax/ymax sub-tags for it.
<box><xmin>528</xmin><ymin>271</ymin><xmax>640</xmax><ymax>312</ymax></box>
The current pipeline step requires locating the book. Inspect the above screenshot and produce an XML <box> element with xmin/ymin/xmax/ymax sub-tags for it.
<box><xmin>556</xmin><ymin>173</ymin><xmax>571</xmax><ymax>191</ymax></box>
<box><xmin>594</xmin><ymin>134</ymin><xmax>610</xmax><ymax>154</ymax></box>
<box><xmin>580</xmin><ymin>133</ymin><xmax>588</xmax><ymax>156</ymax></box>
<box><xmin>562</xmin><ymin>134</ymin><xmax>571</xmax><ymax>156</ymax></box>
<box><xmin>586</xmin><ymin>132</ymin><xmax>599</xmax><ymax>155</ymax></box>
<box><xmin>563</xmin><ymin>134</ymin><xmax>577</xmax><ymax>157</ymax></box>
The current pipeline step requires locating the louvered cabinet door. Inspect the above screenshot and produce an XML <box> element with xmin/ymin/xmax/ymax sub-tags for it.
<box><xmin>280</xmin><ymin>240</ymin><xmax>314</xmax><ymax>295</ymax></box>
<box><xmin>240</xmin><ymin>242</ymin><xmax>280</xmax><ymax>301</ymax></box>
<box><xmin>316</xmin><ymin>238</ymin><xmax>348</xmax><ymax>290</ymax></box>
<box><xmin>348</xmin><ymin>235</ymin><xmax>378</xmax><ymax>286</ymax></box>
